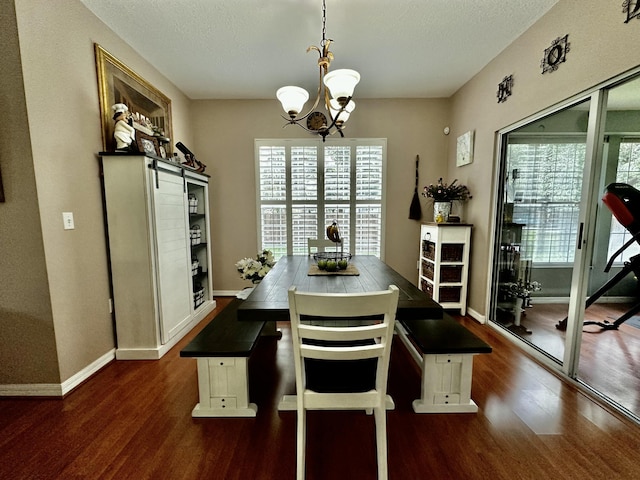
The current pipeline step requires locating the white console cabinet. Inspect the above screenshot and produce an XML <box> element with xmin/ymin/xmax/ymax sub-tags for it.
<box><xmin>418</xmin><ymin>223</ymin><xmax>472</xmax><ymax>314</ymax></box>
<box><xmin>100</xmin><ymin>154</ymin><xmax>216</xmax><ymax>359</ymax></box>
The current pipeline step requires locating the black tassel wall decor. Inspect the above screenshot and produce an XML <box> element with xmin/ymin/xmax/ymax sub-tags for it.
<box><xmin>409</xmin><ymin>154</ymin><xmax>422</xmax><ymax>220</ymax></box>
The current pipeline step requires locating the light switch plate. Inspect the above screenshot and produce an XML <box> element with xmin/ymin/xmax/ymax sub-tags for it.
<box><xmin>62</xmin><ymin>212</ymin><xmax>75</xmax><ymax>230</ymax></box>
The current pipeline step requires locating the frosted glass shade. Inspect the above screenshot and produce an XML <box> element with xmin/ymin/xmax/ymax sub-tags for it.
<box><xmin>323</xmin><ymin>69</ymin><xmax>360</xmax><ymax>101</ymax></box>
<box><xmin>330</xmin><ymin>99</ymin><xmax>356</xmax><ymax>123</ymax></box>
<box><xmin>276</xmin><ymin>86</ymin><xmax>309</xmax><ymax>116</ymax></box>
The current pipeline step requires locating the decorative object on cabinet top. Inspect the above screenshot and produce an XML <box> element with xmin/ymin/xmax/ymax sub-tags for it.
<box><xmin>423</xmin><ymin>178</ymin><xmax>472</xmax><ymax>222</ymax></box>
<box><xmin>176</xmin><ymin>142</ymin><xmax>206</xmax><ymax>174</ymax></box>
<box><xmin>136</xmin><ymin>132</ymin><xmax>160</xmax><ymax>157</ymax></box>
<box><xmin>98</xmin><ymin>153</ymin><xmax>210</xmax><ymax>179</ymax></box>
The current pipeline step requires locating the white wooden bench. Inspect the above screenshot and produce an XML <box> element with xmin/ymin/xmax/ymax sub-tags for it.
<box><xmin>180</xmin><ymin>299</ymin><xmax>265</xmax><ymax>417</ymax></box>
<box><xmin>396</xmin><ymin>315</ymin><xmax>492</xmax><ymax>413</ymax></box>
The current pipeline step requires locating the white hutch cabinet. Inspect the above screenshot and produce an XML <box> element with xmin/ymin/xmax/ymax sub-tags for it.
<box><xmin>100</xmin><ymin>154</ymin><xmax>216</xmax><ymax>359</ymax></box>
<box><xmin>418</xmin><ymin>223</ymin><xmax>472</xmax><ymax>314</ymax></box>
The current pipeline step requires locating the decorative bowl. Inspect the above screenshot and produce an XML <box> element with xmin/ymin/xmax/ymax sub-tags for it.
<box><xmin>313</xmin><ymin>252</ymin><xmax>352</xmax><ymax>271</ymax></box>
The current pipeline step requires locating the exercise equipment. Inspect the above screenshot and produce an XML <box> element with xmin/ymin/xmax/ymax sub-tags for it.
<box><xmin>556</xmin><ymin>183</ymin><xmax>640</xmax><ymax>331</ymax></box>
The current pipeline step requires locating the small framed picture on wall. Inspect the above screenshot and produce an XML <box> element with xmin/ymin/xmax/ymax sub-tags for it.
<box><xmin>456</xmin><ymin>130</ymin><xmax>474</xmax><ymax>167</ymax></box>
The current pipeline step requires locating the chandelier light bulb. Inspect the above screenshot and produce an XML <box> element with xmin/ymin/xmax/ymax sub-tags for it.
<box><xmin>330</xmin><ymin>99</ymin><xmax>356</xmax><ymax>124</ymax></box>
<box><xmin>323</xmin><ymin>69</ymin><xmax>360</xmax><ymax>104</ymax></box>
<box><xmin>276</xmin><ymin>86</ymin><xmax>310</xmax><ymax>118</ymax></box>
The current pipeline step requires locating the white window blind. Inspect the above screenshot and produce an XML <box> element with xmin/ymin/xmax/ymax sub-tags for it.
<box><xmin>506</xmin><ymin>139</ymin><xmax>586</xmax><ymax>263</ymax></box>
<box><xmin>255</xmin><ymin>139</ymin><xmax>386</xmax><ymax>259</ymax></box>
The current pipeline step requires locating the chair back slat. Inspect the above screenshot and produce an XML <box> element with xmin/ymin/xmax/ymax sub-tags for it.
<box><xmin>300</xmin><ymin>343</ymin><xmax>385</xmax><ymax>361</ymax></box>
<box><xmin>297</xmin><ymin>323</ymin><xmax>388</xmax><ymax>342</ymax></box>
<box><xmin>307</xmin><ymin>238</ymin><xmax>337</xmax><ymax>255</ymax></box>
<box><xmin>292</xmin><ymin>290</ymin><xmax>399</xmax><ymax>318</ymax></box>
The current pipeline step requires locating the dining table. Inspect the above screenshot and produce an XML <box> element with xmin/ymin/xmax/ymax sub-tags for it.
<box><xmin>237</xmin><ymin>255</ymin><xmax>443</xmax><ymax>411</ymax></box>
<box><xmin>237</xmin><ymin>255</ymin><xmax>443</xmax><ymax>322</ymax></box>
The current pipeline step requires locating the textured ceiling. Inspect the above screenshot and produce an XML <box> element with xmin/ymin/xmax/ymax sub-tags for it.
<box><xmin>80</xmin><ymin>0</ymin><xmax>558</xmax><ymax>100</ymax></box>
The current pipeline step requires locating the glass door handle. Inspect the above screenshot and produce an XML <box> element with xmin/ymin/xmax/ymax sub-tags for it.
<box><xmin>577</xmin><ymin>222</ymin><xmax>584</xmax><ymax>249</ymax></box>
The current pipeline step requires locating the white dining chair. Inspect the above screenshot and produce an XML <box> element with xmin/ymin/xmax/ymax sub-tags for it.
<box><xmin>287</xmin><ymin>285</ymin><xmax>399</xmax><ymax>480</ymax></box>
<box><xmin>307</xmin><ymin>238</ymin><xmax>337</xmax><ymax>255</ymax></box>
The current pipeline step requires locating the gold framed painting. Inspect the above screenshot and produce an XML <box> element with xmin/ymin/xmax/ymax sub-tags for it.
<box><xmin>94</xmin><ymin>43</ymin><xmax>172</xmax><ymax>155</ymax></box>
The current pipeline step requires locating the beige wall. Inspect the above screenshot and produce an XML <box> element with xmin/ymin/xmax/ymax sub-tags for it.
<box><xmin>0</xmin><ymin>0</ymin><xmax>59</xmax><ymax>384</ymax></box>
<box><xmin>447</xmin><ymin>0</ymin><xmax>640</xmax><ymax>317</ymax></box>
<box><xmin>1</xmin><ymin>0</ymin><xmax>194</xmax><ymax>387</ymax></box>
<box><xmin>3</xmin><ymin>0</ymin><xmax>640</xmax><ymax>391</ymax></box>
<box><xmin>190</xmin><ymin>98</ymin><xmax>450</xmax><ymax>291</ymax></box>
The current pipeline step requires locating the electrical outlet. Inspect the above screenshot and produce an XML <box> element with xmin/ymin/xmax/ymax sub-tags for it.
<box><xmin>62</xmin><ymin>212</ymin><xmax>75</xmax><ymax>230</ymax></box>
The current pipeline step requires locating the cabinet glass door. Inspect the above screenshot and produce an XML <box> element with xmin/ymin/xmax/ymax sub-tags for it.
<box><xmin>187</xmin><ymin>179</ymin><xmax>211</xmax><ymax>312</ymax></box>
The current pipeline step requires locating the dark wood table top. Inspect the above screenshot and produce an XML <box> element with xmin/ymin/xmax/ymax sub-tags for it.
<box><xmin>237</xmin><ymin>255</ymin><xmax>442</xmax><ymax>322</ymax></box>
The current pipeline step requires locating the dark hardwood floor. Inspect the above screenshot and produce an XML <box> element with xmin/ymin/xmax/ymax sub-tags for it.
<box><xmin>1</xmin><ymin>297</ymin><xmax>639</xmax><ymax>479</ymax></box>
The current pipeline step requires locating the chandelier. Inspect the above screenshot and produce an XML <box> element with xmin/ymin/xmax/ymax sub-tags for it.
<box><xmin>276</xmin><ymin>0</ymin><xmax>359</xmax><ymax>141</ymax></box>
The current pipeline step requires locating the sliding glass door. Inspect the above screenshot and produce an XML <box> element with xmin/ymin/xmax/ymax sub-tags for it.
<box><xmin>490</xmin><ymin>72</ymin><xmax>640</xmax><ymax>422</ymax></box>
<box><xmin>491</xmin><ymin>99</ymin><xmax>591</xmax><ymax>364</ymax></box>
<box><xmin>574</xmin><ymin>76</ymin><xmax>640</xmax><ymax>417</ymax></box>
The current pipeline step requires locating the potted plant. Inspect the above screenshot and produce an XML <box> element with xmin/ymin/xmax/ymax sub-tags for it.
<box><xmin>501</xmin><ymin>280</ymin><xmax>542</xmax><ymax>328</ymax></box>
<box><xmin>422</xmin><ymin>178</ymin><xmax>472</xmax><ymax>222</ymax></box>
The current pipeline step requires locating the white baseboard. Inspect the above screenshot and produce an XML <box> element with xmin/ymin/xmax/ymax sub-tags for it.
<box><xmin>533</xmin><ymin>296</ymin><xmax>634</xmax><ymax>304</ymax></box>
<box><xmin>212</xmin><ymin>290</ymin><xmax>241</xmax><ymax>297</ymax></box>
<box><xmin>467</xmin><ymin>307</ymin><xmax>486</xmax><ymax>324</ymax></box>
<box><xmin>0</xmin><ymin>348</ymin><xmax>116</xmax><ymax>397</ymax></box>
<box><xmin>0</xmin><ymin>383</ymin><xmax>64</xmax><ymax>397</ymax></box>
<box><xmin>116</xmin><ymin>300</ymin><xmax>216</xmax><ymax>360</ymax></box>
<box><xmin>61</xmin><ymin>349</ymin><xmax>116</xmax><ymax>395</ymax></box>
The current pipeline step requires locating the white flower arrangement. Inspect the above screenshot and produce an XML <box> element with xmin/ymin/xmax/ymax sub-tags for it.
<box><xmin>236</xmin><ymin>249</ymin><xmax>276</xmax><ymax>283</ymax></box>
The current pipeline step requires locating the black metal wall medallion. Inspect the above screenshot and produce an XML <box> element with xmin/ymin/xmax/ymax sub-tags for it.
<box><xmin>497</xmin><ymin>75</ymin><xmax>514</xmax><ymax>103</ymax></box>
<box><xmin>623</xmin><ymin>1</ymin><xmax>640</xmax><ymax>22</ymax></box>
<box><xmin>541</xmin><ymin>35</ymin><xmax>570</xmax><ymax>74</ymax></box>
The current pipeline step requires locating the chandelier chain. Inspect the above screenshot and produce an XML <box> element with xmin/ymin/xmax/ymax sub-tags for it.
<box><xmin>321</xmin><ymin>0</ymin><xmax>327</xmax><ymax>46</ymax></box>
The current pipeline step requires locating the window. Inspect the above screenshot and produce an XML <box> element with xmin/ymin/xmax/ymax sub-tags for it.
<box><xmin>506</xmin><ymin>138</ymin><xmax>586</xmax><ymax>263</ymax></box>
<box><xmin>256</xmin><ymin>139</ymin><xmax>386</xmax><ymax>259</ymax></box>
<box><xmin>608</xmin><ymin>139</ymin><xmax>640</xmax><ymax>263</ymax></box>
